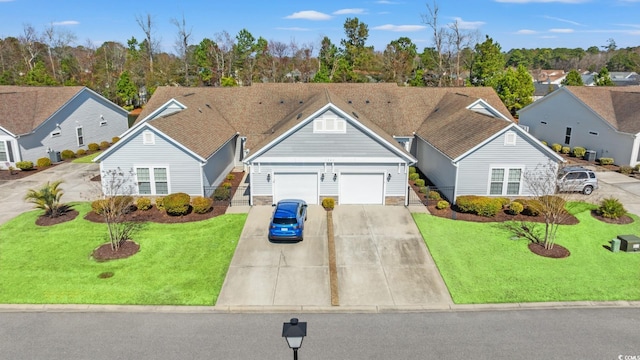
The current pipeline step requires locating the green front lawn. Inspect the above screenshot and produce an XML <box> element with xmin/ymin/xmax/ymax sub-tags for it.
<box><xmin>0</xmin><ymin>203</ymin><xmax>246</xmax><ymax>305</ymax></box>
<box><xmin>414</xmin><ymin>203</ymin><xmax>640</xmax><ymax>304</ymax></box>
<box><xmin>72</xmin><ymin>151</ymin><xmax>102</xmax><ymax>163</ymax></box>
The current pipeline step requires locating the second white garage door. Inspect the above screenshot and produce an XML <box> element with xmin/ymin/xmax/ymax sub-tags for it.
<box><xmin>340</xmin><ymin>173</ymin><xmax>384</xmax><ymax>204</ymax></box>
<box><xmin>273</xmin><ymin>173</ymin><xmax>318</xmax><ymax>204</ymax></box>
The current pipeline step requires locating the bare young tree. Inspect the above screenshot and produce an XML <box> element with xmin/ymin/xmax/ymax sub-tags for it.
<box><xmin>43</xmin><ymin>23</ymin><xmax>77</xmax><ymax>83</ymax></box>
<box><xmin>171</xmin><ymin>14</ymin><xmax>192</xmax><ymax>86</ymax></box>
<box><xmin>19</xmin><ymin>23</ymin><xmax>41</xmax><ymax>71</ymax></box>
<box><xmin>421</xmin><ymin>1</ymin><xmax>446</xmax><ymax>86</ymax></box>
<box><xmin>135</xmin><ymin>13</ymin><xmax>159</xmax><ymax>74</ymax></box>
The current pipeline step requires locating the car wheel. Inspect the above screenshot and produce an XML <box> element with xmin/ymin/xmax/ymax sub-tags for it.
<box><xmin>583</xmin><ymin>185</ymin><xmax>593</xmax><ymax>195</ymax></box>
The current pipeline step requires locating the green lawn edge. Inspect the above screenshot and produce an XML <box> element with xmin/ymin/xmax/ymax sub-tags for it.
<box><xmin>0</xmin><ymin>202</ymin><xmax>246</xmax><ymax>305</ymax></box>
<box><xmin>413</xmin><ymin>203</ymin><xmax>640</xmax><ymax>304</ymax></box>
<box><xmin>72</xmin><ymin>151</ymin><xmax>102</xmax><ymax>163</ymax></box>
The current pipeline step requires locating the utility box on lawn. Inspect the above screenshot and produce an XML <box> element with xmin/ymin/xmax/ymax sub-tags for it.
<box><xmin>616</xmin><ymin>235</ymin><xmax>640</xmax><ymax>252</ymax></box>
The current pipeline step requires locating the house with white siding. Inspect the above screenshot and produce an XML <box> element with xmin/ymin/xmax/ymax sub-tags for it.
<box><xmin>95</xmin><ymin>84</ymin><xmax>561</xmax><ymax>204</ymax></box>
<box><xmin>519</xmin><ymin>86</ymin><xmax>640</xmax><ymax>166</ymax></box>
<box><xmin>0</xmin><ymin>86</ymin><xmax>128</xmax><ymax>168</ymax></box>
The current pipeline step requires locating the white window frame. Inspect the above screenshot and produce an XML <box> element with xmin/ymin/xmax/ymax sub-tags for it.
<box><xmin>313</xmin><ymin>114</ymin><xmax>346</xmax><ymax>133</ymax></box>
<box><xmin>504</xmin><ymin>131</ymin><xmax>516</xmax><ymax>146</ymax></box>
<box><xmin>0</xmin><ymin>139</ymin><xmax>14</xmax><ymax>163</ymax></box>
<box><xmin>76</xmin><ymin>126</ymin><xmax>84</xmax><ymax>147</ymax></box>
<box><xmin>142</xmin><ymin>130</ymin><xmax>155</xmax><ymax>145</ymax></box>
<box><xmin>488</xmin><ymin>166</ymin><xmax>524</xmax><ymax>196</ymax></box>
<box><xmin>134</xmin><ymin>166</ymin><xmax>170</xmax><ymax>195</ymax></box>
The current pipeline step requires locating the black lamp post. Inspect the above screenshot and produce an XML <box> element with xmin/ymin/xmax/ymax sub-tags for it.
<box><xmin>282</xmin><ymin>318</ymin><xmax>307</xmax><ymax>360</ymax></box>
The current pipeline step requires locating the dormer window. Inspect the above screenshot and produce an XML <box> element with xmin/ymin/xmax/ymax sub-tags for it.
<box><xmin>313</xmin><ymin>112</ymin><xmax>346</xmax><ymax>133</ymax></box>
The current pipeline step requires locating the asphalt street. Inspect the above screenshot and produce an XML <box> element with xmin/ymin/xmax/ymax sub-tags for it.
<box><xmin>1</xmin><ymin>309</ymin><xmax>639</xmax><ymax>360</ymax></box>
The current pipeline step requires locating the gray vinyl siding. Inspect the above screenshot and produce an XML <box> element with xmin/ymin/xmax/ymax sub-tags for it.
<box><xmin>202</xmin><ymin>135</ymin><xmax>237</xmax><ymax>187</ymax></box>
<box><xmin>456</xmin><ymin>129</ymin><xmax>557</xmax><ymax>197</ymax></box>
<box><xmin>18</xmin><ymin>89</ymin><xmax>128</xmax><ymax>163</ymax></box>
<box><xmin>250</xmin><ymin>162</ymin><xmax>405</xmax><ymax>197</ymax></box>
<box><xmin>260</xmin><ymin>110</ymin><xmax>398</xmax><ymax>159</ymax></box>
<box><xmin>519</xmin><ymin>90</ymin><xmax>636</xmax><ymax>165</ymax></box>
<box><xmin>99</xmin><ymin>127</ymin><xmax>203</xmax><ymax>196</ymax></box>
<box><xmin>415</xmin><ymin>137</ymin><xmax>457</xmax><ymax>201</ymax></box>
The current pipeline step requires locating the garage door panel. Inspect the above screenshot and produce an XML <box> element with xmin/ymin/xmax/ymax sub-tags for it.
<box><xmin>274</xmin><ymin>173</ymin><xmax>318</xmax><ymax>204</ymax></box>
<box><xmin>340</xmin><ymin>173</ymin><xmax>384</xmax><ymax>204</ymax></box>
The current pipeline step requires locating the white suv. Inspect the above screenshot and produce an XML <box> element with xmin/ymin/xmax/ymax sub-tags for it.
<box><xmin>557</xmin><ymin>166</ymin><xmax>598</xmax><ymax>195</ymax></box>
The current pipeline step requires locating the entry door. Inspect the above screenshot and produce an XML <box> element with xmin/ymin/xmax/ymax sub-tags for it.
<box><xmin>340</xmin><ymin>173</ymin><xmax>384</xmax><ymax>204</ymax></box>
<box><xmin>273</xmin><ymin>173</ymin><xmax>318</xmax><ymax>204</ymax></box>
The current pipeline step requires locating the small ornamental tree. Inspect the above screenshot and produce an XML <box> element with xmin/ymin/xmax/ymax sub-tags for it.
<box><xmin>92</xmin><ymin>167</ymin><xmax>141</xmax><ymax>251</ymax></box>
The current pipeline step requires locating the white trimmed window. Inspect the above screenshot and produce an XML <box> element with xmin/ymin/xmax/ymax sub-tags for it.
<box><xmin>142</xmin><ymin>130</ymin><xmax>155</xmax><ymax>145</ymax></box>
<box><xmin>136</xmin><ymin>167</ymin><xmax>169</xmax><ymax>195</ymax></box>
<box><xmin>489</xmin><ymin>167</ymin><xmax>523</xmax><ymax>195</ymax></box>
<box><xmin>313</xmin><ymin>113</ymin><xmax>346</xmax><ymax>133</ymax></box>
<box><xmin>76</xmin><ymin>127</ymin><xmax>84</xmax><ymax>146</ymax></box>
<box><xmin>0</xmin><ymin>140</ymin><xmax>15</xmax><ymax>162</ymax></box>
<box><xmin>504</xmin><ymin>131</ymin><xmax>516</xmax><ymax>146</ymax></box>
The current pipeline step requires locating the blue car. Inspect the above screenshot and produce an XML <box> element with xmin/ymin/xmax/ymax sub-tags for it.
<box><xmin>268</xmin><ymin>199</ymin><xmax>307</xmax><ymax>242</ymax></box>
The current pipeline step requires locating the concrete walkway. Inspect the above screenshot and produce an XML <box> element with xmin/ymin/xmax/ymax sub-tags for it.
<box><xmin>0</xmin><ymin>162</ymin><xmax>100</xmax><ymax>225</ymax></box>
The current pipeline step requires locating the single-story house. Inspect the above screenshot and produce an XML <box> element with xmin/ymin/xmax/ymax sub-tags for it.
<box><xmin>0</xmin><ymin>86</ymin><xmax>128</xmax><ymax>167</ymax></box>
<box><xmin>518</xmin><ymin>86</ymin><xmax>640</xmax><ymax>166</ymax></box>
<box><xmin>95</xmin><ymin>84</ymin><xmax>562</xmax><ymax>205</ymax></box>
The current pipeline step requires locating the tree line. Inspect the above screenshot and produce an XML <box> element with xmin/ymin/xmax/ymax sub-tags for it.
<box><xmin>0</xmin><ymin>2</ymin><xmax>637</xmax><ymax>114</ymax></box>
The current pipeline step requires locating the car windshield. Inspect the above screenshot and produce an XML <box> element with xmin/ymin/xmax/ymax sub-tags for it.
<box><xmin>273</xmin><ymin>217</ymin><xmax>297</xmax><ymax>225</ymax></box>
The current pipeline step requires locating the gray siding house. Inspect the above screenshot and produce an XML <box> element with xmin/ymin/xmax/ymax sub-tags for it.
<box><xmin>96</xmin><ymin>84</ymin><xmax>559</xmax><ymax>204</ymax></box>
<box><xmin>0</xmin><ymin>86</ymin><xmax>128</xmax><ymax>167</ymax></box>
<box><xmin>518</xmin><ymin>86</ymin><xmax>640</xmax><ymax>166</ymax></box>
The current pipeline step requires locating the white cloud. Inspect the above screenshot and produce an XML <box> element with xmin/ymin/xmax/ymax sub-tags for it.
<box><xmin>450</xmin><ymin>17</ymin><xmax>485</xmax><ymax>30</ymax></box>
<box><xmin>372</xmin><ymin>24</ymin><xmax>427</xmax><ymax>32</ymax></box>
<box><xmin>516</xmin><ymin>29</ymin><xmax>538</xmax><ymax>34</ymax></box>
<box><xmin>549</xmin><ymin>28</ymin><xmax>575</xmax><ymax>33</ymax></box>
<box><xmin>52</xmin><ymin>20</ymin><xmax>79</xmax><ymax>26</ymax></box>
<box><xmin>333</xmin><ymin>8</ymin><xmax>366</xmax><ymax>15</ymax></box>
<box><xmin>0</xmin><ymin>0</ymin><xmax>15</xmax><ymax>2</ymax></box>
<box><xmin>376</xmin><ymin>0</ymin><xmax>400</xmax><ymax>4</ymax></box>
<box><xmin>542</xmin><ymin>15</ymin><xmax>583</xmax><ymax>26</ymax></box>
<box><xmin>284</xmin><ymin>10</ymin><xmax>332</xmax><ymax>21</ymax></box>
<box><xmin>276</xmin><ymin>27</ymin><xmax>311</xmax><ymax>31</ymax></box>
<box><xmin>495</xmin><ymin>0</ymin><xmax>589</xmax><ymax>3</ymax></box>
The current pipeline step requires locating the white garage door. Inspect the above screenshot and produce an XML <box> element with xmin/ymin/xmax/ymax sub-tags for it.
<box><xmin>340</xmin><ymin>173</ymin><xmax>384</xmax><ymax>204</ymax></box>
<box><xmin>274</xmin><ymin>173</ymin><xmax>318</xmax><ymax>204</ymax></box>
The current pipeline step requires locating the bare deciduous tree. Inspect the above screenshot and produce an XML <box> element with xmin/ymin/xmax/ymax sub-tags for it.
<box><xmin>171</xmin><ymin>14</ymin><xmax>192</xmax><ymax>86</ymax></box>
<box><xmin>421</xmin><ymin>1</ymin><xmax>446</xmax><ymax>86</ymax></box>
<box><xmin>135</xmin><ymin>13</ymin><xmax>159</xmax><ymax>74</ymax></box>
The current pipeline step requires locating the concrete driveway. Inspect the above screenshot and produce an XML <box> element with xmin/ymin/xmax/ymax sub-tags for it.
<box><xmin>0</xmin><ymin>162</ymin><xmax>100</xmax><ymax>225</ymax></box>
<box><xmin>217</xmin><ymin>205</ymin><xmax>452</xmax><ymax>308</ymax></box>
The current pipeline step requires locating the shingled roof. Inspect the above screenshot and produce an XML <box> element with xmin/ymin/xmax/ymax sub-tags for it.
<box><xmin>135</xmin><ymin>84</ymin><xmax>513</xmax><ymax>159</ymax></box>
<box><xmin>564</xmin><ymin>86</ymin><xmax>640</xmax><ymax>134</ymax></box>
<box><xmin>0</xmin><ymin>86</ymin><xmax>85</xmax><ymax>135</ymax></box>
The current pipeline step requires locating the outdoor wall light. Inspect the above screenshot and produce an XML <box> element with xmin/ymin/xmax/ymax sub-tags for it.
<box><xmin>333</xmin><ymin>173</ymin><xmax>337</xmax><ymax>181</ymax></box>
<box><xmin>387</xmin><ymin>173</ymin><xmax>392</xmax><ymax>182</ymax></box>
<box><xmin>267</xmin><ymin>173</ymin><xmax>271</xmax><ymax>182</ymax></box>
<box><xmin>320</xmin><ymin>173</ymin><xmax>325</xmax><ymax>181</ymax></box>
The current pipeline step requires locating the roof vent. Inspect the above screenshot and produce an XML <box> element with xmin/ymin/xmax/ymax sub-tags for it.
<box><xmin>280</xmin><ymin>100</ymin><xmax>284</xmax><ymax>104</ymax></box>
<box><xmin>299</xmin><ymin>100</ymin><xmax>303</xmax><ymax>104</ymax></box>
<box><xmin>352</xmin><ymin>111</ymin><xmax>359</xmax><ymax>119</ymax></box>
<box><xmin>206</xmin><ymin>103</ymin><xmax>211</xmax><ymax>108</ymax></box>
<box><xmin>366</xmin><ymin>100</ymin><xmax>370</xmax><ymax>104</ymax></box>
<box><xmin>297</xmin><ymin>113</ymin><xmax>302</xmax><ymax>119</ymax></box>
<box><xmin>198</xmin><ymin>108</ymin><xmax>202</xmax><ymax>113</ymax></box>
<box><xmin>348</xmin><ymin>100</ymin><xmax>352</xmax><ymax>104</ymax></box>
<box><xmin>259</xmin><ymin>101</ymin><xmax>262</xmax><ymax>104</ymax></box>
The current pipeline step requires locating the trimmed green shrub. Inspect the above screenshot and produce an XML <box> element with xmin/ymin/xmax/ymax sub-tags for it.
<box><xmin>409</xmin><ymin>173</ymin><xmax>420</xmax><ymax>181</ymax></box>
<box><xmin>561</xmin><ymin>146</ymin><xmax>571</xmax><ymax>154</ymax></box>
<box><xmin>91</xmin><ymin>196</ymin><xmax>134</xmax><ymax>215</ymax></box>
<box><xmin>322</xmin><ymin>197</ymin><xmax>335</xmax><ymax>210</ymax></box>
<box><xmin>91</xmin><ymin>199</ymin><xmax>108</xmax><ymax>215</ymax></box>
<box><xmin>226</xmin><ymin>174</ymin><xmax>235</xmax><ymax>181</ymax></box>
<box><xmin>60</xmin><ymin>150</ymin><xmax>75</xmax><ymax>160</ymax></box>
<box><xmin>221</xmin><ymin>181</ymin><xmax>232</xmax><ymax>189</ymax></box>
<box><xmin>36</xmin><ymin>157</ymin><xmax>51</xmax><ymax>168</ymax></box>
<box><xmin>112</xmin><ymin>136</ymin><xmax>120</xmax><ymax>144</ymax></box>
<box><xmin>163</xmin><ymin>192</ymin><xmax>191</xmax><ymax>216</ymax></box>
<box><xmin>514</xmin><ymin>198</ymin><xmax>542</xmax><ymax>216</ymax></box>
<box><xmin>598</xmin><ymin>197</ymin><xmax>626</xmax><ymax>219</ymax></box>
<box><xmin>88</xmin><ymin>143</ymin><xmax>100</xmax><ymax>151</ymax></box>
<box><xmin>496</xmin><ymin>197</ymin><xmax>510</xmax><ymax>208</ymax></box>
<box><xmin>15</xmin><ymin>161</ymin><xmax>34</xmax><ymax>170</ymax></box>
<box><xmin>76</xmin><ymin>149</ymin><xmax>86</xmax><ymax>156</ymax></box>
<box><xmin>419</xmin><ymin>186</ymin><xmax>428</xmax><ymax>194</ymax></box>
<box><xmin>213</xmin><ymin>187</ymin><xmax>230</xmax><ymax>201</ymax></box>
<box><xmin>551</xmin><ymin>143</ymin><xmax>562</xmax><ymax>152</ymax></box>
<box><xmin>136</xmin><ymin>197</ymin><xmax>152</xmax><ymax>211</ymax></box>
<box><xmin>508</xmin><ymin>201</ymin><xmax>524</xmax><ymax>215</ymax></box>
<box><xmin>100</xmin><ymin>141</ymin><xmax>110</xmax><ymax>149</ymax></box>
<box><xmin>620</xmin><ymin>166</ymin><xmax>633</xmax><ymax>175</ymax></box>
<box><xmin>599</xmin><ymin>157</ymin><xmax>614</xmax><ymax>165</ymax></box>
<box><xmin>408</xmin><ymin>166</ymin><xmax>417</xmax><ymax>174</ymax></box>
<box><xmin>155</xmin><ymin>197</ymin><xmax>164</xmax><ymax>210</ymax></box>
<box><xmin>428</xmin><ymin>190</ymin><xmax>441</xmax><ymax>200</ymax></box>
<box><xmin>436</xmin><ymin>200</ymin><xmax>449</xmax><ymax>210</ymax></box>
<box><xmin>414</xmin><ymin>179</ymin><xmax>425</xmax><ymax>187</ymax></box>
<box><xmin>192</xmin><ymin>196</ymin><xmax>213</xmax><ymax>214</ymax></box>
<box><xmin>455</xmin><ymin>195</ymin><xmax>502</xmax><ymax>217</ymax></box>
<box><xmin>572</xmin><ymin>146</ymin><xmax>586</xmax><ymax>158</ymax></box>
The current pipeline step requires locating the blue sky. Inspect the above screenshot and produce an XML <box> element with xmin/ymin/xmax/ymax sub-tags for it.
<box><xmin>1</xmin><ymin>0</ymin><xmax>639</xmax><ymax>53</ymax></box>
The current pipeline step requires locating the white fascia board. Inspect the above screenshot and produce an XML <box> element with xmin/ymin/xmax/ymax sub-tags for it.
<box><xmin>0</xmin><ymin>125</ymin><xmax>17</xmax><ymax>138</ymax></box>
<box><xmin>248</xmin><ymin>156</ymin><xmax>408</xmax><ymax>164</ymax></box>
<box><xmin>466</xmin><ymin>99</ymin><xmax>512</xmax><ymax>122</ymax></box>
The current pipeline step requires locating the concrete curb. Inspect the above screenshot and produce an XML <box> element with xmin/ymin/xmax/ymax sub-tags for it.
<box><xmin>1</xmin><ymin>301</ymin><xmax>639</xmax><ymax>314</ymax></box>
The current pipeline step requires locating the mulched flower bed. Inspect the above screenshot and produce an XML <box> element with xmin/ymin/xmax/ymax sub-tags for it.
<box><xmin>528</xmin><ymin>243</ymin><xmax>570</xmax><ymax>259</ymax></box>
<box><xmin>35</xmin><ymin>209</ymin><xmax>79</xmax><ymax>226</ymax></box>
<box><xmin>590</xmin><ymin>210</ymin><xmax>634</xmax><ymax>225</ymax></box>
<box><xmin>92</xmin><ymin>240</ymin><xmax>140</xmax><ymax>262</ymax></box>
<box><xmin>83</xmin><ymin>205</ymin><xmax>226</xmax><ymax>224</ymax></box>
<box><xmin>425</xmin><ymin>201</ymin><xmax>579</xmax><ymax>224</ymax></box>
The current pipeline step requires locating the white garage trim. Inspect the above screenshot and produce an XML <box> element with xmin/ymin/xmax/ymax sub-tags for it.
<box><xmin>273</xmin><ymin>172</ymin><xmax>319</xmax><ymax>204</ymax></box>
<box><xmin>339</xmin><ymin>172</ymin><xmax>385</xmax><ymax>205</ymax></box>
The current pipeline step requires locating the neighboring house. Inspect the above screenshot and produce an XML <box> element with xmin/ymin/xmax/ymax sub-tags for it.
<box><xmin>96</xmin><ymin>84</ymin><xmax>561</xmax><ymax>205</ymax></box>
<box><xmin>532</xmin><ymin>69</ymin><xmax>567</xmax><ymax>85</ymax></box>
<box><xmin>0</xmin><ymin>86</ymin><xmax>128</xmax><ymax>168</ymax></box>
<box><xmin>582</xmin><ymin>71</ymin><xmax>640</xmax><ymax>87</ymax></box>
<box><xmin>518</xmin><ymin>86</ymin><xmax>640</xmax><ymax>166</ymax></box>
<box><xmin>533</xmin><ymin>83</ymin><xmax>559</xmax><ymax>101</ymax></box>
